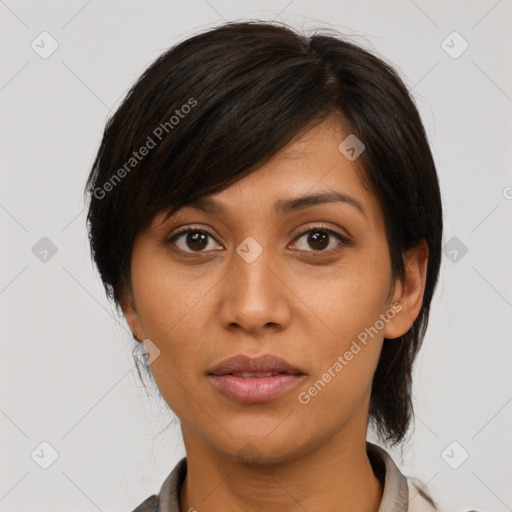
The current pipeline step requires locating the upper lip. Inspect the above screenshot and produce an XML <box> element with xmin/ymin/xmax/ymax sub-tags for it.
<box><xmin>209</xmin><ymin>354</ymin><xmax>305</xmax><ymax>376</ymax></box>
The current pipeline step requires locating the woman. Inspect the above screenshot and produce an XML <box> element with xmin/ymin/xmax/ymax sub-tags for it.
<box><xmin>84</xmin><ymin>20</ymin><xmax>445</xmax><ymax>511</ymax></box>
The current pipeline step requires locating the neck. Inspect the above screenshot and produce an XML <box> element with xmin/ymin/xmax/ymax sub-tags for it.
<box><xmin>179</xmin><ymin>426</ymin><xmax>383</xmax><ymax>512</ymax></box>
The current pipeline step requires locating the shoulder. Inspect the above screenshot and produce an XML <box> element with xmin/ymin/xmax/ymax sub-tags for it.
<box><xmin>366</xmin><ymin>442</ymin><xmax>478</xmax><ymax>512</ymax></box>
<box><xmin>407</xmin><ymin>478</ymin><xmax>439</xmax><ymax>511</ymax></box>
<box><xmin>407</xmin><ymin>478</ymin><xmax>483</xmax><ymax>512</ymax></box>
<box><xmin>128</xmin><ymin>456</ymin><xmax>187</xmax><ymax>512</ymax></box>
<box><xmin>129</xmin><ymin>494</ymin><xmax>159</xmax><ymax>512</ymax></box>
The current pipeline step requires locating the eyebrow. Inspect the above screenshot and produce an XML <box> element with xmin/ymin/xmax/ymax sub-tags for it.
<box><xmin>188</xmin><ymin>190</ymin><xmax>367</xmax><ymax>219</ymax></box>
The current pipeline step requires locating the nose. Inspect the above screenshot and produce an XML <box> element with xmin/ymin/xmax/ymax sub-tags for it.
<box><xmin>218</xmin><ymin>241</ymin><xmax>292</xmax><ymax>335</ymax></box>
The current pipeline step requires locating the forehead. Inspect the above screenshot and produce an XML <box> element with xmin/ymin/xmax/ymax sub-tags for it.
<box><xmin>154</xmin><ymin>114</ymin><xmax>384</xmax><ymax>232</ymax></box>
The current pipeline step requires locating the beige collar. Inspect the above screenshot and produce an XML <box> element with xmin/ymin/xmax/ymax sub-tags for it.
<box><xmin>133</xmin><ymin>441</ymin><xmax>436</xmax><ymax>511</ymax></box>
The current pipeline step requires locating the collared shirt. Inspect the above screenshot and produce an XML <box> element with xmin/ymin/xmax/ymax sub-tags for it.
<box><xmin>130</xmin><ymin>442</ymin><xmax>439</xmax><ymax>512</ymax></box>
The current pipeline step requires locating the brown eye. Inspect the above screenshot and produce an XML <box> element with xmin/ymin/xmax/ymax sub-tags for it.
<box><xmin>166</xmin><ymin>228</ymin><xmax>221</xmax><ymax>253</ymax></box>
<box><xmin>185</xmin><ymin>231</ymin><xmax>208</xmax><ymax>251</ymax></box>
<box><xmin>291</xmin><ymin>226</ymin><xmax>348</xmax><ymax>253</ymax></box>
<box><xmin>308</xmin><ymin>231</ymin><xmax>329</xmax><ymax>250</ymax></box>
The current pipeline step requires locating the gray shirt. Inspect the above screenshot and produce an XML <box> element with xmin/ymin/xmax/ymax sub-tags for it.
<box><xmin>130</xmin><ymin>442</ymin><xmax>438</xmax><ymax>512</ymax></box>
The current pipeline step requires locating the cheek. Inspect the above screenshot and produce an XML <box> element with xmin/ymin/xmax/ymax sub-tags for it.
<box><xmin>298</xmin><ymin>311</ymin><xmax>384</xmax><ymax>421</ymax></box>
<box><xmin>310</xmin><ymin>257</ymin><xmax>391</xmax><ymax>342</ymax></box>
<box><xmin>297</xmin><ymin>255</ymin><xmax>390</xmax><ymax>400</ymax></box>
<box><xmin>131</xmin><ymin>244</ymin><xmax>206</xmax><ymax>336</ymax></box>
<box><xmin>130</xmin><ymin>252</ymin><xmax>211</xmax><ymax>397</ymax></box>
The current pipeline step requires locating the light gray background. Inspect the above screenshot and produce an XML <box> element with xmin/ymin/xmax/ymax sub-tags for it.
<box><xmin>1</xmin><ymin>1</ymin><xmax>511</xmax><ymax>510</ymax></box>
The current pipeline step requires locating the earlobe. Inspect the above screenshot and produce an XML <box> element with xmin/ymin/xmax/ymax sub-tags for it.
<box><xmin>383</xmin><ymin>239</ymin><xmax>429</xmax><ymax>340</ymax></box>
<box><xmin>119</xmin><ymin>291</ymin><xmax>144</xmax><ymax>343</ymax></box>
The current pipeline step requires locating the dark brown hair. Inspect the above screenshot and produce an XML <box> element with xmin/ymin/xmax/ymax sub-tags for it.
<box><xmin>84</xmin><ymin>20</ymin><xmax>443</xmax><ymax>449</ymax></box>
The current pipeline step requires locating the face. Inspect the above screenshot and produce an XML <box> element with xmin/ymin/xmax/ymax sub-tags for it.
<box><xmin>121</xmin><ymin>114</ymin><xmax>425</xmax><ymax>463</ymax></box>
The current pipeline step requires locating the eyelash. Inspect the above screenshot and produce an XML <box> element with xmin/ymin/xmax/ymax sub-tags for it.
<box><xmin>164</xmin><ymin>224</ymin><xmax>350</xmax><ymax>255</ymax></box>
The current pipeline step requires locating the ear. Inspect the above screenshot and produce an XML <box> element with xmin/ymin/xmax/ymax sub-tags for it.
<box><xmin>119</xmin><ymin>289</ymin><xmax>144</xmax><ymax>343</ymax></box>
<box><xmin>383</xmin><ymin>239</ymin><xmax>429</xmax><ymax>340</ymax></box>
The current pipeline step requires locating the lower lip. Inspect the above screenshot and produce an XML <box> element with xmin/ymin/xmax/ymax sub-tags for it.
<box><xmin>210</xmin><ymin>374</ymin><xmax>305</xmax><ymax>403</ymax></box>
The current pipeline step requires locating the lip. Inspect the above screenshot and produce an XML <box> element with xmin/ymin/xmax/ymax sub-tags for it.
<box><xmin>209</xmin><ymin>354</ymin><xmax>304</xmax><ymax>376</ymax></box>
<box><xmin>208</xmin><ymin>354</ymin><xmax>306</xmax><ymax>404</ymax></box>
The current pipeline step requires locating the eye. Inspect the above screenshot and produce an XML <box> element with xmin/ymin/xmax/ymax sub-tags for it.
<box><xmin>165</xmin><ymin>223</ymin><xmax>350</xmax><ymax>255</ymax></box>
<box><xmin>290</xmin><ymin>225</ymin><xmax>349</xmax><ymax>253</ymax></box>
<box><xmin>166</xmin><ymin>227</ymin><xmax>222</xmax><ymax>253</ymax></box>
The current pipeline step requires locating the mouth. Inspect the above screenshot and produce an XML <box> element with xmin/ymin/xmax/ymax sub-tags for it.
<box><xmin>226</xmin><ymin>371</ymin><xmax>294</xmax><ymax>378</ymax></box>
<box><xmin>208</xmin><ymin>354</ymin><xmax>306</xmax><ymax>404</ymax></box>
<box><xmin>209</xmin><ymin>353</ymin><xmax>305</xmax><ymax>376</ymax></box>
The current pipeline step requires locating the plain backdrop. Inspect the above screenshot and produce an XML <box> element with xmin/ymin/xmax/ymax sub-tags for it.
<box><xmin>1</xmin><ymin>1</ymin><xmax>511</xmax><ymax>511</ymax></box>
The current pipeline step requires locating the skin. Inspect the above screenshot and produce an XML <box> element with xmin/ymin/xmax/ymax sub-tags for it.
<box><xmin>120</xmin><ymin>113</ymin><xmax>428</xmax><ymax>512</ymax></box>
